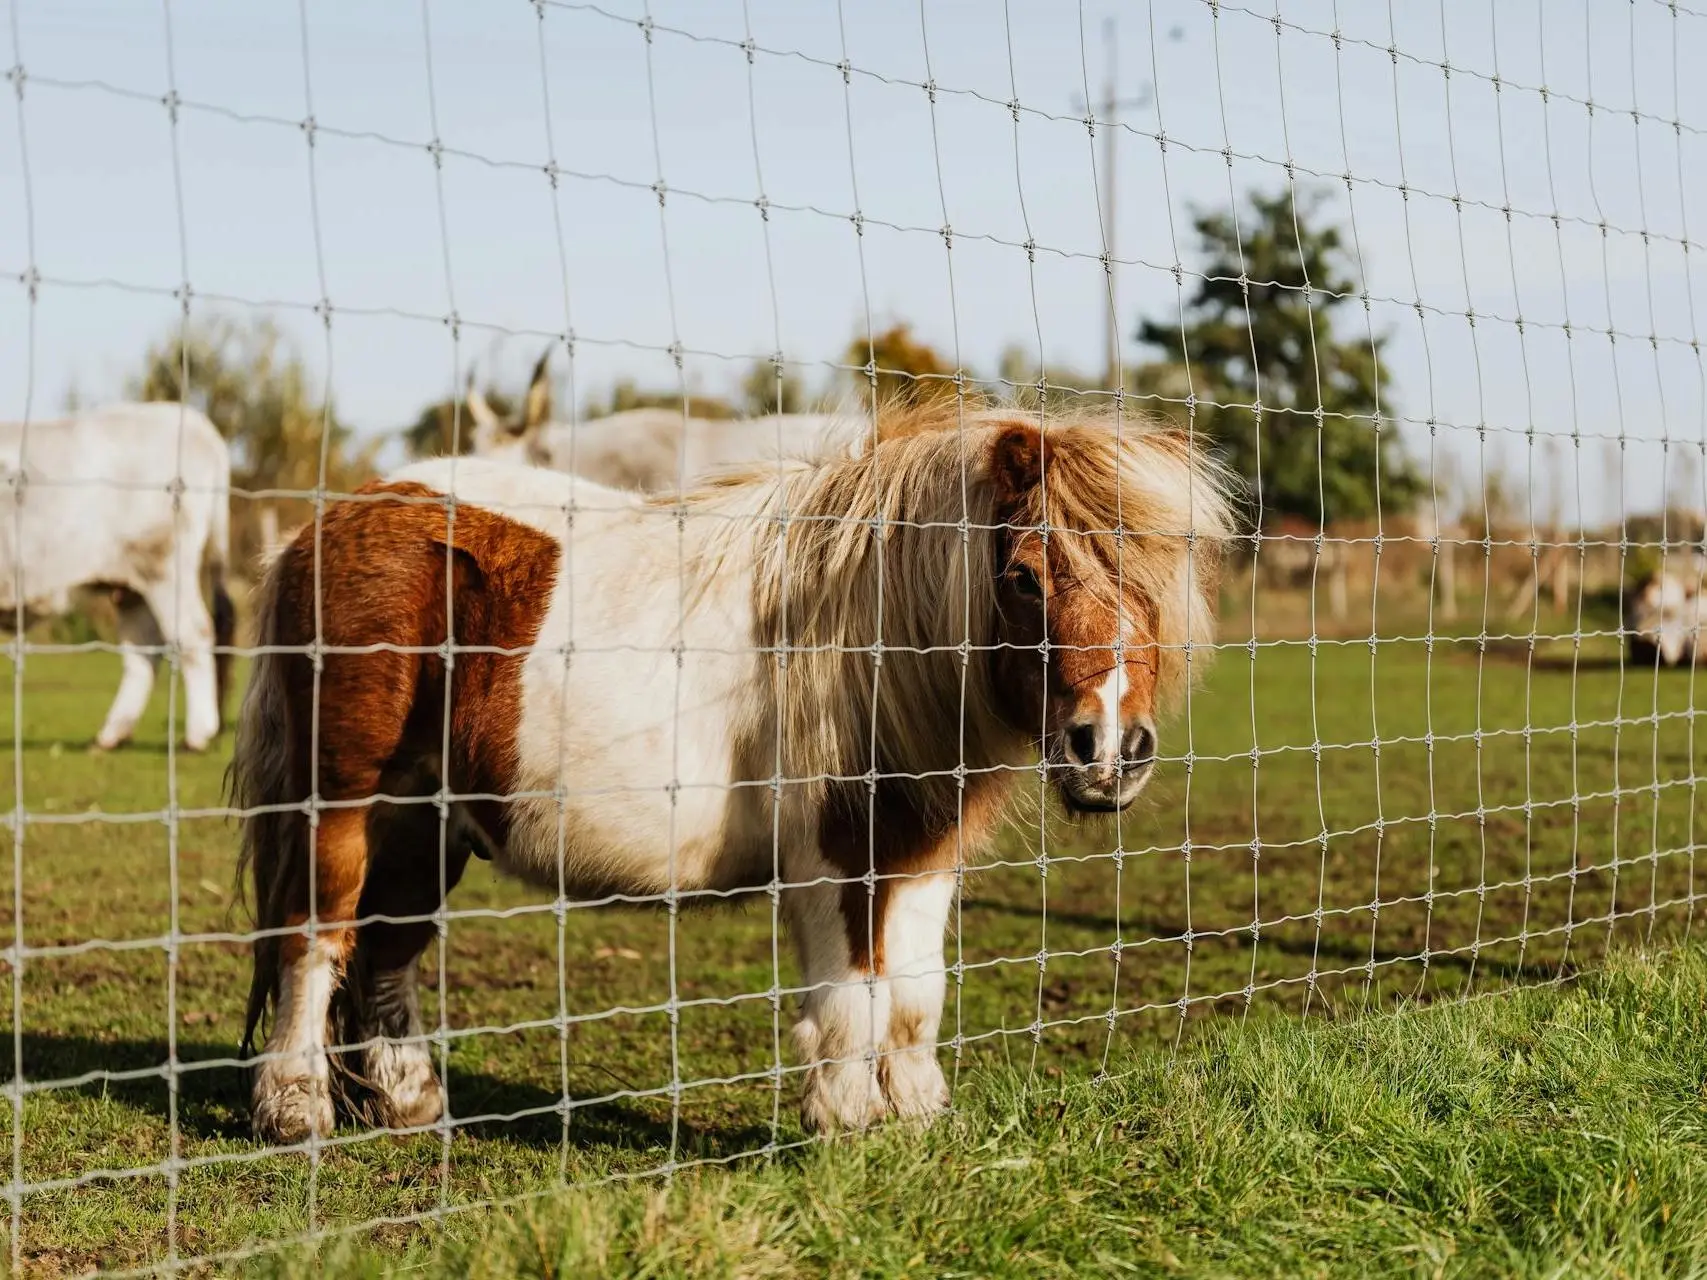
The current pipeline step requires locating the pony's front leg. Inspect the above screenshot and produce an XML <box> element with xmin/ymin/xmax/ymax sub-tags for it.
<box><xmin>785</xmin><ymin>873</ymin><xmax>889</xmax><ymax>1133</ymax></box>
<box><xmin>877</xmin><ymin>870</ymin><xmax>955</xmax><ymax>1122</ymax></box>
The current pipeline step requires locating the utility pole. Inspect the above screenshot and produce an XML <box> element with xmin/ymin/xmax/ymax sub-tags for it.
<box><xmin>1073</xmin><ymin>18</ymin><xmax>1177</xmax><ymax>392</ymax></box>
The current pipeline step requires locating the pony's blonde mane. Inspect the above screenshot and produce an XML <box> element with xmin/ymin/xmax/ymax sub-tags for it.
<box><xmin>666</xmin><ymin>401</ymin><xmax>1238</xmax><ymax>823</ymax></box>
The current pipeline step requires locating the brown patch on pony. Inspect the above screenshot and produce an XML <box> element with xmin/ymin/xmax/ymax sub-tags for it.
<box><xmin>238</xmin><ymin>479</ymin><xmax>559</xmax><ymax>1037</ymax></box>
<box><xmin>821</xmin><ymin>771</ymin><xmax>1010</xmax><ymax>975</ymax></box>
<box><xmin>887</xmin><ymin>1002</ymin><xmax>928</xmax><ymax>1047</ymax></box>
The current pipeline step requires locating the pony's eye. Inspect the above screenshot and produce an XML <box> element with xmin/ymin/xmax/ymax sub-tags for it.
<box><xmin>1008</xmin><ymin>564</ymin><xmax>1044</xmax><ymax>600</ymax></box>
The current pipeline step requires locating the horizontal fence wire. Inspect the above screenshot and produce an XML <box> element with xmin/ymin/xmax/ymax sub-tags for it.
<box><xmin>2</xmin><ymin>0</ymin><xmax>1706</xmax><ymax>1271</ymax></box>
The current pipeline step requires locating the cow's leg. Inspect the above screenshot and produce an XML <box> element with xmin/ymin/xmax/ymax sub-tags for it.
<box><xmin>139</xmin><ymin>562</ymin><xmax>219</xmax><ymax>752</ymax></box>
<box><xmin>876</xmin><ymin>870</ymin><xmax>955</xmax><ymax>1122</ymax></box>
<box><xmin>785</xmin><ymin>862</ymin><xmax>890</xmax><ymax>1133</ymax></box>
<box><xmin>251</xmin><ymin>805</ymin><xmax>370</xmax><ymax>1145</ymax></box>
<box><xmin>94</xmin><ymin>592</ymin><xmax>161</xmax><ymax>751</ymax></box>
<box><xmin>345</xmin><ymin>801</ymin><xmax>473</xmax><ymax>1131</ymax></box>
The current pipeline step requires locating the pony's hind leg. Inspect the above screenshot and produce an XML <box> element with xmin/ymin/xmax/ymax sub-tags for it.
<box><xmin>349</xmin><ymin>936</ymin><xmax>441</xmax><ymax>1131</ymax></box>
<box><xmin>343</xmin><ymin>796</ymin><xmax>473</xmax><ymax>1131</ymax></box>
<box><xmin>251</xmin><ymin>930</ymin><xmax>340</xmax><ymax>1145</ymax></box>
<box><xmin>251</xmin><ymin>805</ymin><xmax>370</xmax><ymax>1145</ymax></box>
<box><xmin>876</xmin><ymin>870</ymin><xmax>955</xmax><ymax>1122</ymax></box>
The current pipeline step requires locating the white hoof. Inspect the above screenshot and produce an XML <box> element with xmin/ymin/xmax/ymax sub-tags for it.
<box><xmin>880</xmin><ymin>1048</ymin><xmax>949</xmax><ymax>1122</ymax></box>
<box><xmin>251</xmin><ymin>1071</ymin><xmax>336</xmax><ymax>1145</ymax></box>
<box><xmin>366</xmin><ymin>1041</ymin><xmax>445</xmax><ymax>1130</ymax></box>
<box><xmin>800</xmin><ymin>1057</ymin><xmax>887</xmax><ymax>1134</ymax></box>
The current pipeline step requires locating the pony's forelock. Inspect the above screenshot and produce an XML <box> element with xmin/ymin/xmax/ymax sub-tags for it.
<box><xmin>990</xmin><ymin>408</ymin><xmax>1239</xmax><ymax>705</ymax></box>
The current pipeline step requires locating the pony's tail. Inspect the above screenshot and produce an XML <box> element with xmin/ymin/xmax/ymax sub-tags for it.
<box><xmin>228</xmin><ymin>554</ymin><xmax>303</xmax><ymax>1062</ymax></box>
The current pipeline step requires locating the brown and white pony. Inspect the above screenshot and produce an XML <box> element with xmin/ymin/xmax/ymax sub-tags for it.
<box><xmin>231</xmin><ymin>404</ymin><xmax>1236</xmax><ymax>1144</ymax></box>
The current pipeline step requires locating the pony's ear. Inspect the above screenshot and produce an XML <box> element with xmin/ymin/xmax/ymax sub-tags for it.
<box><xmin>522</xmin><ymin>347</ymin><xmax>553</xmax><ymax>429</ymax></box>
<box><xmin>987</xmin><ymin>422</ymin><xmax>1047</xmax><ymax>508</ymax></box>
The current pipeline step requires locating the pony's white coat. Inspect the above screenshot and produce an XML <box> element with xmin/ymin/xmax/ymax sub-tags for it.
<box><xmin>387</xmin><ymin>455</ymin><xmax>779</xmax><ymax>898</ymax></box>
<box><xmin>0</xmin><ymin>402</ymin><xmax>232</xmax><ymax>749</ymax></box>
<box><xmin>251</xmin><ymin>412</ymin><xmax>1236</xmax><ymax>1137</ymax></box>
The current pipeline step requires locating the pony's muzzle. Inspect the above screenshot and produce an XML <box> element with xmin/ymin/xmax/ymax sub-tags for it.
<box><xmin>1058</xmin><ymin>719</ymin><xmax>1157</xmax><ymax>811</ymax></box>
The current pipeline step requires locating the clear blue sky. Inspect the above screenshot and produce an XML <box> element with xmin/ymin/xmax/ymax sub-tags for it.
<box><xmin>5</xmin><ymin>0</ymin><xmax>1706</xmax><ymax>528</ymax></box>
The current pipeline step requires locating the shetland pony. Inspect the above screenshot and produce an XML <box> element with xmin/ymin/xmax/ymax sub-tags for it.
<box><xmin>231</xmin><ymin>404</ymin><xmax>1236</xmax><ymax>1143</ymax></box>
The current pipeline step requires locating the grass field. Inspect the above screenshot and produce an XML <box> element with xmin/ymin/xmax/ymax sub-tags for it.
<box><xmin>288</xmin><ymin>941</ymin><xmax>1707</xmax><ymax>1278</ymax></box>
<box><xmin>0</xmin><ymin>603</ymin><xmax>1703</xmax><ymax>1273</ymax></box>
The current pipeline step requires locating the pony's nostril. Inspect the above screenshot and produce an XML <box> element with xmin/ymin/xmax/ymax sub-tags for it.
<box><xmin>1123</xmin><ymin>726</ymin><xmax>1156</xmax><ymax>773</ymax></box>
<box><xmin>1066</xmin><ymin>723</ymin><xmax>1099</xmax><ymax>767</ymax></box>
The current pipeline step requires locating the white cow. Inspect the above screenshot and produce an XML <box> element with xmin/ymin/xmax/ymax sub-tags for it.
<box><xmin>0</xmin><ymin>403</ymin><xmax>235</xmax><ymax>751</ymax></box>
<box><xmin>1625</xmin><ymin>559</ymin><xmax>1706</xmax><ymax>669</ymax></box>
<box><xmin>464</xmin><ymin>350</ymin><xmax>868</xmax><ymax>492</ymax></box>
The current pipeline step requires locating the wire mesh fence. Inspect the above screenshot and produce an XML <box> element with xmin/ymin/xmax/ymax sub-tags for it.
<box><xmin>3</xmin><ymin>0</ymin><xmax>1706</xmax><ymax>1271</ymax></box>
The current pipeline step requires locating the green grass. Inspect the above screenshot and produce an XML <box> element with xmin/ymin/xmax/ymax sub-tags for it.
<box><xmin>0</xmin><ymin>618</ymin><xmax>1702</xmax><ymax>1273</ymax></box>
<box><xmin>279</xmin><ymin>942</ymin><xmax>1707</xmax><ymax>1279</ymax></box>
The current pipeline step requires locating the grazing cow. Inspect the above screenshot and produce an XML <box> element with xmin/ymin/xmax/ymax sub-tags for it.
<box><xmin>1625</xmin><ymin>561</ymin><xmax>1706</xmax><ymax>668</ymax></box>
<box><xmin>465</xmin><ymin>349</ymin><xmax>865</xmax><ymax>492</ymax></box>
<box><xmin>233</xmin><ymin>401</ymin><xmax>1236</xmax><ymax>1143</ymax></box>
<box><xmin>0</xmin><ymin>403</ymin><xmax>235</xmax><ymax>750</ymax></box>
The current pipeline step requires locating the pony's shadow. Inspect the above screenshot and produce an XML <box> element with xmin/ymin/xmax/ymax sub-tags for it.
<box><xmin>969</xmin><ymin>900</ymin><xmax>1570</xmax><ymax>985</ymax></box>
<box><xmin>1475</xmin><ymin>639</ymin><xmax>1634</xmax><ymax>673</ymax></box>
<box><xmin>4</xmin><ymin>1033</ymin><xmax>771</xmax><ymax>1158</ymax></box>
<box><xmin>1528</xmin><ymin>655</ymin><xmax>1644</xmax><ymax>673</ymax></box>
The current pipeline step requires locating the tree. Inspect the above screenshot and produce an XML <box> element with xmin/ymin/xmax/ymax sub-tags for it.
<box><xmin>1136</xmin><ymin>188</ymin><xmax>1419</xmax><ymax>526</ymax></box>
<box><xmin>843</xmin><ymin>322</ymin><xmax>957</xmax><ymax>411</ymax></box>
<box><xmin>740</xmin><ymin>359</ymin><xmax>808</xmax><ymax>416</ymax></box>
<box><xmin>995</xmin><ymin>345</ymin><xmax>1098</xmax><ymax>415</ymax></box>
<box><xmin>129</xmin><ymin>315</ymin><xmax>376</xmax><ymax>564</ymax></box>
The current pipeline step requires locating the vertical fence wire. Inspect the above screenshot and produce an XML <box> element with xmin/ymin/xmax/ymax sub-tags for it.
<box><xmin>153</xmin><ymin>0</ymin><xmax>189</xmax><ymax>1261</ymax></box>
<box><xmin>1432</xmin><ymin>0</ymin><xmax>1494</xmax><ymax>994</ymax></box>
<box><xmin>1675</xmin><ymin>0</ymin><xmax>1707</xmax><ymax>944</ymax></box>
<box><xmin>3</xmin><ymin>0</ymin><xmax>34</xmax><ymax>1270</ymax></box>
<box><xmin>526</xmin><ymin>0</ymin><xmax>581</xmax><ymax>1186</ymax></box>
